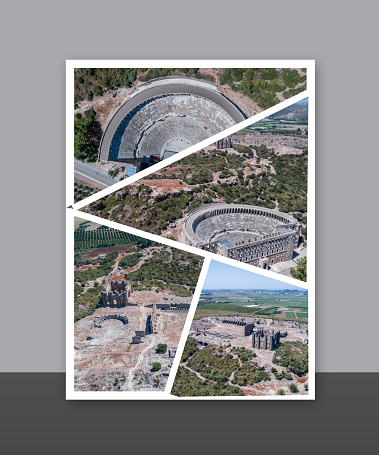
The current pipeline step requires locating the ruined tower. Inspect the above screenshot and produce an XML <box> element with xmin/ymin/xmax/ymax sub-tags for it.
<box><xmin>252</xmin><ymin>328</ymin><xmax>280</xmax><ymax>351</ymax></box>
<box><xmin>101</xmin><ymin>279</ymin><xmax>133</xmax><ymax>307</ymax></box>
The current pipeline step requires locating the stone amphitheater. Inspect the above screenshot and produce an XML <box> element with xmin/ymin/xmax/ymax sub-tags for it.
<box><xmin>99</xmin><ymin>78</ymin><xmax>245</xmax><ymax>162</ymax></box>
<box><xmin>183</xmin><ymin>203</ymin><xmax>300</xmax><ymax>269</ymax></box>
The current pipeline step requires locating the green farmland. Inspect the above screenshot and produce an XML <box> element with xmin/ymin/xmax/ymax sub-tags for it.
<box><xmin>74</xmin><ymin>223</ymin><xmax>144</xmax><ymax>252</ymax></box>
<box><xmin>196</xmin><ymin>290</ymin><xmax>308</xmax><ymax>321</ymax></box>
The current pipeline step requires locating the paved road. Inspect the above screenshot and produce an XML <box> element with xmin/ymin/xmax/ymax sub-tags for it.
<box><xmin>74</xmin><ymin>159</ymin><xmax>117</xmax><ymax>187</ymax></box>
<box><xmin>99</xmin><ymin>80</ymin><xmax>246</xmax><ymax>161</ymax></box>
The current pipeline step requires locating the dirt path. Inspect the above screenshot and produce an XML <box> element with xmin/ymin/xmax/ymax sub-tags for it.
<box><xmin>181</xmin><ymin>363</ymin><xmax>215</xmax><ymax>382</ymax></box>
<box><xmin>126</xmin><ymin>334</ymin><xmax>155</xmax><ymax>389</ymax></box>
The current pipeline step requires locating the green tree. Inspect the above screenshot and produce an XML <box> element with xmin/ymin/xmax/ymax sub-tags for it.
<box><xmin>290</xmin><ymin>257</ymin><xmax>307</xmax><ymax>282</ymax></box>
<box><xmin>156</xmin><ymin>344</ymin><xmax>167</xmax><ymax>354</ymax></box>
<box><xmin>93</xmin><ymin>85</ymin><xmax>103</xmax><ymax>96</ymax></box>
<box><xmin>152</xmin><ymin>362</ymin><xmax>162</xmax><ymax>371</ymax></box>
<box><xmin>289</xmin><ymin>382</ymin><xmax>298</xmax><ymax>393</ymax></box>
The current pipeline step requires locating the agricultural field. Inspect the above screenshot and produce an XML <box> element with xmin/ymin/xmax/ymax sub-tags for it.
<box><xmin>196</xmin><ymin>290</ymin><xmax>308</xmax><ymax>321</ymax></box>
<box><xmin>200</xmin><ymin>290</ymin><xmax>308</xmax><ymax>306</ymax></box>
<box><xmin>74</xmin><ymin>221</ymin><xmax>143</xmax><ymax>251</ymax></box>
<box><xmin>245</xmin><ymin>118</ymin><xmax>308</xmax><ymax>135</ymax></box>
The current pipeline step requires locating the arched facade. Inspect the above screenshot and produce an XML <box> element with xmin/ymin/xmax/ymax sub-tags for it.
<box><xmin>183</xmin><ymin>204</ymin><xmax>300</xmax><ymax>269</ymax></box>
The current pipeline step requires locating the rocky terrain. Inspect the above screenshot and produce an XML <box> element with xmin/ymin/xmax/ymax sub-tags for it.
<box><xmin>74</xmin><ymin>291</ymin><xmax>190</xmax><ymax>392</ymax></box>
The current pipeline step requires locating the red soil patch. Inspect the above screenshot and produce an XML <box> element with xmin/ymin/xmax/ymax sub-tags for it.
<box><xmin>109</xmin><ymin>271</ymin><xmax>126</xmax><ymax>281</ymax></box>
<box><xmin>77</xmin><ymin>263</ymin><xmax>101</xmax><ymax>271</ymax></box>
<box><xmin>159</xmin><ymin>166</ymin><xmax>185</xmax><ymax>176</ymax></box>
<box><xmin>138</xmin><ymin>179</ymin><xmax>189</xmax><ymax>192</ymax></box>
<box><xmin>116</xmin><ymin>252</ymin><xmax>129</xmax><ymax>261</ymax></box>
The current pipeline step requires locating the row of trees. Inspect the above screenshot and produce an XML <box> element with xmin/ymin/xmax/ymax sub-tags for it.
<box><xmin>74</xmin><ymin>226</ymin><xmax>137</xmax><ymax>251</ymax></box>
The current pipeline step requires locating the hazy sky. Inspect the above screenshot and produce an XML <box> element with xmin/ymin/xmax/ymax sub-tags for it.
<box><xmin>203</xmin><ymin>260</ymin><xmax>305</xmax><ymax>291</ymax></box>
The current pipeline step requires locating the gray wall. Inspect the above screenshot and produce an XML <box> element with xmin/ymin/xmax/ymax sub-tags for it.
<box><xmin>1</xmin><ymin>0</ymin><xmax>377</xmax><ymax>371</ymax></box>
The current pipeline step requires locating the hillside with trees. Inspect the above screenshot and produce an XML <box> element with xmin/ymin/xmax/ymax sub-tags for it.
<box><xmin>84</xmin><ymin>144</ymin><xmax>308</xmax><ymax>243</ymax></box>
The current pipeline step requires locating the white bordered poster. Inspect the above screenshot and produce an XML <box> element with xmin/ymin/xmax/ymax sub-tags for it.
<box><xmin>67</xmin><ymin>61</ymin><xmax>315</xmax><ymax>399</ymax></box>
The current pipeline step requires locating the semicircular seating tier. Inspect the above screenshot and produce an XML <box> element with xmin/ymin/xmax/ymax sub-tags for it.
<box><xmin>107</xmin><ymin>93</ymin><xmax>239</xmax><ymax>161</ymax></box>
<box><xmin>194</xmin><ymin>212</ymin><xmax>287</xmax><ymax>244</ymax></box>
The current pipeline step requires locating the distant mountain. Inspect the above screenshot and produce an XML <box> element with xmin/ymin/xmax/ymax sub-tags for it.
<box><xmin>269</xmin><ymin>98</ymin><xmax>308</xmax><ymax>121</ymax></box>
<box><xmin>296</xmin><ymin>98</ymin><xmax>308</xmax><ymax>105</ymax></box>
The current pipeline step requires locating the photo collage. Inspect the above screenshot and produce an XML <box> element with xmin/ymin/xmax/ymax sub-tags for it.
<box><xmin>67</xmin><ymin>61</ymin><xmax>315</xmax><ymax>399</ymax></box>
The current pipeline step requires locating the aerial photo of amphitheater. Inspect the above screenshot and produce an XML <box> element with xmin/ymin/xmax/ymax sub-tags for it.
<box><xmin>83</xmin><ymin>98</ymin><xmax>308</xmax><ymax>279</ymax></box>
<box><xmin>100</xmin><ymin>80</ymin><xmax>244</xmax><ymax>163</ymax></box>
<box><xmin>73</xmin><ymin>217</ymin><xmax>203</xmax><ymax>392</ymax></box>
<box><xmin>183</xmin><ymin>204</ymin><xmax>300</xmax><ymax>270</ymax></box>
<box><xmin>171</xmin><ymin>261</ymin><xmax>309</xmax><ymax>397</ymax></box>
<box><xmin>73</xmin><ymin>67</ymin><xmax>307</xmax><ymax>202</ymax></box>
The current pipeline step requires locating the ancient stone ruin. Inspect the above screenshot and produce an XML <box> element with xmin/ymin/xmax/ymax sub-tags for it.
<box><xmin>216</xmin><ymin>136</ymin><xmax>232</xmax><ymax>149</ymax></box>
<box><xmin>244</xmin><ymin>323</ymin><xmax>255</xmax><ymax>336</ymax></box>
<box><xmin>132</xmin><ymin>330</ymin><xmax>146</xmax><ymax>344</ymax></box>
<box><xmin>101</xmin><ymin>279</ymin><xmax>133</xmax><ymax>307</ymax></box>
<box><xmin>99</xmin><ymin>80</ymin><xmax>244</xmax><ymax>163</ymax></box>
<box><xmin>252</xmin><ymin>328</ymin><xmax>281</xmax><ymax>350</ymax></box>
<box><xmin>221</xmin><ymin>318</ymin><xmax>255</xmax><ymax>336</ymax></box>
<box><xmin>184</xmin><ymin>203</ymin><xmax>300</xmax><ymax>269</ymax></box>
<box><xmin>156</xmin><ymin>303</ymin><xmax>190</xmax><ymax>311</ymax></box>
<box><xmin>94</xmin><ymin>314</ymin><xmax>129</xmax><ymax>328</ymax></box>
<box><xmin>222</xmin><ymin>318</ymin><xmax>246</xmax><ymax>326</ymax></box>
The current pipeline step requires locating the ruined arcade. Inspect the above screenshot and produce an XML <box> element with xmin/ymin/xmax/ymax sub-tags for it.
<box><xmin>183</xmin><ymin>203</ymin><xmax>300</xmax><ymax>269</ymax></box>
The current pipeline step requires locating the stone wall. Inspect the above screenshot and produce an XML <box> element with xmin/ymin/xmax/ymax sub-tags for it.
<box><xmin>226</xmin><ymin>229</ymin><xmax>298</xmax><ymax>268</ymax></box>
<box><xmin>222</xmin><ymin>318</ymin><xmax>246</xmax><ymax>326</ymax></box>
<box><xmin>156</xmin><ymin>303</ymin><xmax>190</xmax><ymax>311</ymax></box>
<box><xmin>184</xmin><ymin>204</ymin><xmax>300</xmax><ymax>269</ymax></box>
<box><xmin>216</xmin><ymin>136</ymin><xmax>232</xmax><ymax>149</ymax></box>
<box><xmin>244</xmin><ymin>323</ymin><xmax>255</xmax><ymax>336</ymax></box>
<box><xmin>132</xmin><ymin>336</ymin><xmax>143</xmax><ymax>344</ymax></box>
<box><xmin>94</xmin><ymin>314</ymin><xmax>128</xmax><ymax>328</ymax></box>
<box><xmin>101</xmin><ymin>279</ymin><xmax>133</xmax><ymax>307</ymax></box>
<box><xmin>252</xmin><ymin>328</ymin><xmax>281</xmax><ymax>350</ymax></box>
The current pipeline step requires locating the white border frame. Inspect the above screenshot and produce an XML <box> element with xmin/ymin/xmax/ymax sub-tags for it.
<box><xmin>66</xmin><ymin>60</ymin><xmax>315</xmax><ymax>400</ymax></box>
